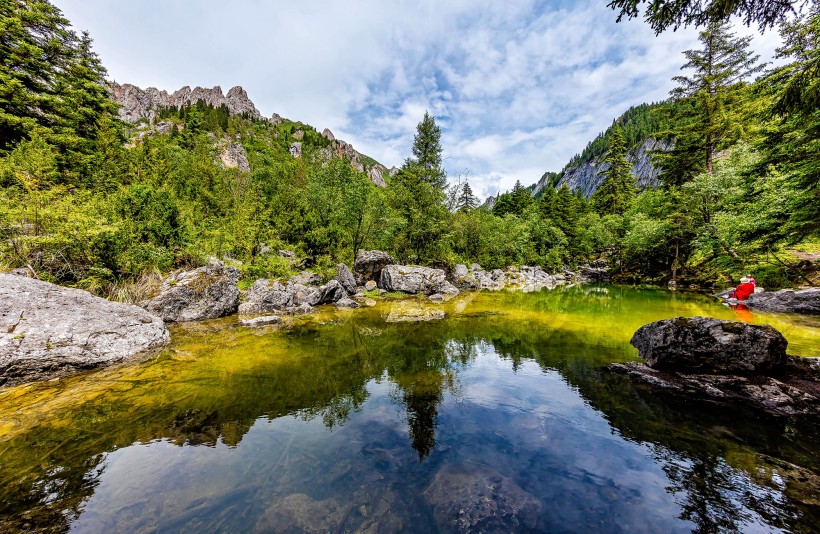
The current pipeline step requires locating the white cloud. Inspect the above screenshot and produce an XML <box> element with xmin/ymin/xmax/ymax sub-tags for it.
<box><xmin>56</xmin><ymin>0</ymin><xmax>783</xmax><ymax>202</ymax></box>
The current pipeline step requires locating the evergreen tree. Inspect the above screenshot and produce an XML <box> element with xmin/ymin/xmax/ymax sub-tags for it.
<box><xmin>409</xmin><ymin>111</ymin><xmax>446</xmax><ymax>188</ymax></box>
<box><xmin>591</xmin><ymin>125</ymin><xmax>636</xmax><ymax>214</ymax></box>
<box><xmin>457</xmin><ymin>180</ymin><xmax>478</xmax><ymax>212</ymax></box>
<box><xmin>657</xmin><ymin>21</ymin><xmax>763</xmax><ymax>184</ymax></box>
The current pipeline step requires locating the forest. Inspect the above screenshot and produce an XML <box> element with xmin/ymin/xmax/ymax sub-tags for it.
<box><xmin>1</xmin><ymin>0</ymin><xmax>818</xmax><ymax>300</ymax></box>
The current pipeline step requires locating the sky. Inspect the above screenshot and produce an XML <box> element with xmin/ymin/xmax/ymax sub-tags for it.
<box><xmin>55</xmin><ymin>0</ymin><xmax>783</xmax><ymax>201</ymax></box>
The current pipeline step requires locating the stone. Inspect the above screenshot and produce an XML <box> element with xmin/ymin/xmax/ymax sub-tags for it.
<box><xmin>379</xmin><ymin>265</ymin><xmax>448</xmax><ymax>295</ymax></box>
<box><xmin>311</xmin><ymin>280</ymin><xmax>346</xmax><ymax>305</ymax></box>
<box><xmin>278</xmin><ymin>250</ymin><xmax>296</xmax><ymax>259</ymax></box>
<box><xmin>385</xmin><ymin>302</ymin><xmax>445</xmax><ymax>323</ymax></box>
<box><xmin>428</xmin><ymin>294</ymin><xmax>445</xmax><ymax>302</ymax></box>
<box><xmin>335</xmin><ymin>298</ymin><xmax>360</xmax><ymax>309</ymax></box>
<box><xmin>630</xmin><ymin>316</ymin><xmax>788</xmax><ymax>374</ymax></box>
<box><xmin>746</xmin><ymin>288</ymin><xmax>820</xmax><ymax>314</ymax></box>
<box><xmin>335</xmin><ymin>263</ymin><xmax>357</xmax><ymax>295</ymax></box>
<box><xmin>140</xmin><ymin>261</ymin><xmax>240</xmax><ymax>322</ymax></box>
<box><xmin>365</xmin><ymin>281</ymin><xmax>377</xmax><ymax>291</ymax></box>
<box><xmin>1</xmin><ymin>275</ymin><xmax>170</xmax><ymax>387</ymax></box>
<box><xmin>362</xmin><ymin>298</ymin><xmax>377</xmax><ymax>307</ymax></box>
<box><xmin>239</xmin><ymin>279</ymin><xmax>293</xmax><ymax>314</ymax></box>
<box><xmin>353</xmin><ymin>250</ymin><xmax>394</xmax><ymax>286</ymax></box>
<box><xmin>219</xmin><ymin>140</ymin><xmax>250</xmax><ymax>172</ymax></box>
<box><xmin>291</xmin><ymin>271</ymin><xmax>322</xmax><ymax>286</ymax></box>
<box><xmin>289</xmin><ymin>141</ymin><xmax>302</xmax><ymax>158</ymax></box>
<box><xmin>423</xmin><ymin>464</ymin><xmax>541</xmax><ymax>533</ymax></box>
<box><xmin>239</xmin><ymin>315</ymin><xmax>281</xmax><ymax>327</ymax></box>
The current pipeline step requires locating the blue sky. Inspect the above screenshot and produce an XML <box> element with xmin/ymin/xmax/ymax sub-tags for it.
<box><xmin>56</xmin><ymin>0</ymin><xmax>782</xmax><ymax>200</ymax></box>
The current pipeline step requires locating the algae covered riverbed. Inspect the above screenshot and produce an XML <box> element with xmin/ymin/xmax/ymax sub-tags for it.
<box><xmin>1</xmin><ymin>286</ymin><xmax>818</xmax><ymax>532</ymax></box>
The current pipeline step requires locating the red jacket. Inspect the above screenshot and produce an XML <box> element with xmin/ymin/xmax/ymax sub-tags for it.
<box><xmin>733</xmin><ymin>282</ymin><xmax>755</xmax><ymax>301</ymax></box>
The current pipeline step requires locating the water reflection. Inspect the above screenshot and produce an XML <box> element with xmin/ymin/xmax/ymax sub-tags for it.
<box><xmin>0</xmin><ymin>286</ymin><xmax>817</xmax><ymax>532</ymax></box>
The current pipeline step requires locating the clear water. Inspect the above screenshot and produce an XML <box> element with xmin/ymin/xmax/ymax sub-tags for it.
<box><xmin>1</xmin><ymin>286</ymin><xmax>818</xmax><ymax>533</ymax></box>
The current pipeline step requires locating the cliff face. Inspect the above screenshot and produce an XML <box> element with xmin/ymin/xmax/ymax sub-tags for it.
<box><xmin>535</xmin><ymin>137</ymin><xmax>671</xmax><ymax>199</ymax></box>
<box><xmin>110</xmin><ymin>83</ymin><xmax>262</xmax><ymax>123</ymax></box>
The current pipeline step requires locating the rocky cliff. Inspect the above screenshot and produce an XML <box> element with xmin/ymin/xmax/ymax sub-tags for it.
<box><xmin>110</xmin><ymin>83</ymin><xmax>262</xmax><ymax>123</ymax></box>
<box><xmin>533</xmin><ymin>137</ymin><xmax>671</xmax><ymax>199</ymax></box>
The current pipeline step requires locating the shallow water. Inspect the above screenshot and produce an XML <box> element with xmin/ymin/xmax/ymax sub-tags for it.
<box><xmin>0</xmin><ymin>286</ymin><xmax>818</xmax><ymax>533</ymax></box>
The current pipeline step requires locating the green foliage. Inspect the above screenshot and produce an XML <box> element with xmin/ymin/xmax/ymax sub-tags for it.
<box><xmin>591</xmin><ymin>125</ymin><xmax>636</xmax><ymax>215</ymax></box>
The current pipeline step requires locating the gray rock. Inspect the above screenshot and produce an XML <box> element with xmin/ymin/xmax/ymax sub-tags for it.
<box><xmin>353</xmin><ymin>250</ymin><xmax>394</xmax><ymax>286</ymax></box>
<box><xmin>335</xmin><ymin>263</ymin><xmax>357</xmax><ymax>295</ymax></box>
<box><xmin>291</xmin><ymin>271</ymin><xmax>321</xmax><ymax>286</ymax></box>
<box><xmin>239</xmin><ymin>279</ymin><xmax>293</xmax><ymax>314</ymax></box>
<box><xmin>278</xmin><ymin>250</ymin><xmax>296</xmax><ymax>259</ymax></box>
<box><xmin>630</xmin><ymin>316</ymin><xmax>788</xmax><ymax>374</ymax></box>
<box><xmin>423</xmin><ymin>464</ymin><xmax>541</xmax><ymax>533</ymax></box>
<box><xmin>335</xmin><ymin>298</ymin><xmax>359</xmax><ymax>309</ymax></box>
<box><xmin>365</xmin><ymin>281</ymin><xmax>377</xmax><ymax>291</ymax></box>
<box><xmin>440</xmin><ymin>281</ymin><xmax>460</xmax><ymax>297</ymax></box>
<box><xmin>219</xmin><ymin>140</ymin><xmax>250</xmax><ymax>172</ymax></box>
<box><xmin>0</xmin><ymin>275</ymin><xmax>170</xmax><ymax>387</ymax></box>
<box><xmin>140</xmin><ymin>262</ymin><xmax>240</xmax><ymax>322</ymax></box>
<box><xmin>239</xmin><ymin>315</ymin><xmax>281</xmax><ymax>327</ymax></box>
<box><xmin>379</xmin><ymin>265</ymin><xmax>448</xmax><ymax>295</ymax></box>
<box><xmin>362</xmin><ymin>298</ymin><xmax>377</xmax><ymax>307</ymax></box>
<box><xmin>452</xmin><ymin>264</ymin><xmax>469</xmax><ymax>279</ymax></box>
<box><xmin>428</xmin><ymin>294</ymin><xmax>445</xmax><ymax>302</ymax></box>
<box><xmin>312</xmin><ymin>280</ymin><xmax>345</xmax><ymax>305</ymax></box>
<box><xmin>289</xmin><ymin>141</ymin><xmax>302</xmax><ymax>158</ymax></box>
<box><xmin>385</xmin><ymin>302</ymin><xmax>445</xmax><ymax>323</ymax></box>
<box><xmin>746</xmin><ymin>288</ymin><xmax>820</xmax><ymax>314</ymax></box>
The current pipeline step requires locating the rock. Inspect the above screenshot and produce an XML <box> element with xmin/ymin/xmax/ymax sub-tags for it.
<box><xmin>385</xmin><ymin>302</ymin><xmax>445</xmax><ymax>323</ymax></box>
<box><xmin>353</xmin><ymin>291</ymin><xmax>366</xmax><ymax>298</ymax></box>
<box><xmin>379</xmin><ymin>265</ymin><xmax>448</xmax><ymax>295</ymax></box>
<box><xmin>429</xmin><ymin>294</ymin><xmax>445</xmax><ymax>302</ymax></box>
<box><xmin>311</xmin><ymin>280</ymin><xmax>345</xmax><ymax>305</ymax></box>
<box><xmin>452</xmin><ymin>264</ymin><xmax>469</xmax><ymax>279</ymax></box>
<box><xmin>240</xmin><ymin>276</ymin><xmax>343</xmax><ymax>314</ymax></box>
<box><xmin>440</xmin><ymin>281</ymin><xmax>460</xmax><ymax>297</ymax></box>
<box><xmin>239</xmin><ymin>315</ymin><xmax>281</xmax><ymax>327</ymax></box>
<box><xmin>140</xmin><ymin>262</ymin><xmax>240</xmax><ymax>322</ymax></box>
<box><xmin>0</xmin><ymin>275</ymin><xmax>170</xmax><ymax>387</ymax></box>
<box><xmin>609</xmin><ymin>356</ymin><xmax>820</xmax><ymax>417</ymax></box>
<box><xmin>9</xmin><ymin>267</ymin><xmax>34</xmax><ymax>277</ymax></box>
<box><xmin>290</xmin><ymin>303</ymin><xmax>314</xmax><ymax>315</ymax></box>
<box><xmin>365</xmin><ymin>281</ymin><xmax>377</xmax><ymax>291</ymax></box>
<box><xmin>278</xmin><ymin>250</ymin><xmax>296</xmax><ymax>259</ymax></box>
<box><xmin>256</xmin><ymin>493</ymin><xmax>344</xmax><ymax>533</ymax></box>
<box><xmin>289</xmin><ymin>141</ymin><xmax>302</xmax><ymax>158</ymax></box>
<box><xmin>335</xmin><ymin>298</ymin><xmax>359</xmax><ymax>309</ymax></box>
<box><xmin>362</xmin><ymin>298</ymin><xmax>377</xmax><ymax>307</ymax></box>
<box><xmin>630</xmin><ymin>317</ymin><xmax>788</xmax><ymax>374</ymax></box>
<box><xmin>335</xmin><ymin>263</ymin><xmax>357</xmax><ymax>295</ymax></box>
<box><xmin>239</xmin><ymin>280</ymin><xmax>293</xmax><ymax>314</ymax></box>
<box><xmin>746</xmin><ymin>288</ymin><xmax>820</xmax><ymax>314</ymax></box>
<box><xmin>353</xmin><ymin>250</ymin><xmax>394</xmax><ymax>286</ymax></box>
<box><xmin>423</xmin><ymin>464</ymin><xmax>541</xmax><ymax>533</ymax></box>
<box><xmin>219</xmin><ymin>140</ymin><xmax>250</xmax><ymax>172</ymax></box>
<box><xmin>291</xmin><ymin>271</ymin><xmax>322</xmax><ymax>286</ymax></box>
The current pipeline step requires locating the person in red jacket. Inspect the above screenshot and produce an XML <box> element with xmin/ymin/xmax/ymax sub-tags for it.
<box><xmin>729</xmin><ymin>276</ymin><xmax>755</xmax><ymax>301</ymax></box>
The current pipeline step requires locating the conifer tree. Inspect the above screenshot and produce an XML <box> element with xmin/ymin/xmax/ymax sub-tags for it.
<box><xmin>457</xmin><ymin>180</ymin><xmax>478</xmax><ymax>212</ymax></box>
<box><xmin>409</xmin><ymin>110</ymin><xmax>446</xmax><ymax>188</ymax></box>
<box><xmin>591</xmin><ymin>125</ymin><xmax>636</xmax><ymax>214</ymax></box>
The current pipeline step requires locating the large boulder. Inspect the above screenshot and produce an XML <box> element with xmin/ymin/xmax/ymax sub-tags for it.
<box><xmin>1</xmin><ymin>275</ymin><xmax>170</xmax><ymax>387</ymax></box>
<box><xmin>630</xmin><ymin>316</ymin><xmax>788</xmax><ymax>374</ymax></box>
<box><xmin>746</xmin><ymin>288</ymin><xmax>820</xmax><ymax>314</ymax></box>
<box><xmin>334</xmin><ymin>263</ymin><xmax>357</xmax><ymax>295</ymax></box>
<box><xmin>140</xmin><ymin>261</ymin><xmax>239</xmax><ymax>322</ymax></box>
<box><xmin>423</xmin><ymin>464</ymin><xmax>541</xmax><ymax>533</ymax></box>
<box><xmin>240</xmin><ymin>279</ymin><xmax>344</xmax><ymax>314</ymax></box>
<box><xmin>353</xmin><ymin>250</ymin><xmax>394</xmax><ymax>285</ymax></box>
<box><xmin>379</xmin><ymin>265</ymin><xmax>449</xmax><ymax>295</ymax></box>
<box><xmin>450</xmin><ymin>263</ymin><xmax>505</xmax><ymax>291</ymax></box>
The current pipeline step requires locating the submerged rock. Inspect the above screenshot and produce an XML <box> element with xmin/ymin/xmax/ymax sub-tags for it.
<box><xmin>1</xmin><ymin>275</ymin><xmax>170</xmax><ymax>387</ymax></box>
<box><xmin>385</xmin><ymin>302</ymin><xmax>445</xmax><ymax>323</ymax></box>
<box><xmin>353</xmin><ymin>250</ymin><xmax>394</xmax><ymax>286</ymax></box>
<box><xmin>140</xmin><ymin>261</ymin><xmax>239</xmax><ymax>322</ymax></box>
<box><xmin>630</xmin><ymin>316</ymin><xmax>787</xmax><ymax>374</ymax></box>
<box><xmin>423</xmin><ymin>464</ymin><xmax>542</xmax><ymax>533</ymax></box>
<box><xmin>746</xmin><ymin>288</ymin><xmax>820</xmax><ymax>314</ymax></box>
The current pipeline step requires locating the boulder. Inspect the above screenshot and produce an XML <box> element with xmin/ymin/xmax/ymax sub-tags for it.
<box><xmin>291</xmin><ymin>271</ymin><xmax>322</xmax><ymax>286</ymax></box>
<box><xmin>239</xmin><ymin>315</ymin><xmax>281</xmax><ymax>327</ymax></box>
<box><xmin>746</xmin><ymin>288</ymin><xmax>820</xmax><ymax>314</ymax></box>
<box><xmin>1</xmin><ymin>275</ymin><xmax>170</xmax><ymax>387</ymax></box>
<box><xmin>140</xmin><ymin>261</ymin><xmax>239</xmax><ymax>322</ymax></box>
<box><xmin>335</xmin><ymin>298</ymin><xmax>359</xmax><ymax>309</ymax></box>
<box><xmin>353</xmin><ymin>250</ymin><xmax>394</xmax><ymax>285</ymax></box>
<box><xmin>379</xmin><ymin>265</ymin><xmax>448</xmax><ymax>295</ymax></box>
<box><xmin>630</xmin><ymin>316</ymin><xmax>788</xmax><ymax>374</ymax></box>
<box><xmin>239</xmin><ymin>280</ymin><xmax>293</xmax><ymax>314</ymax></box>
<box><xmin>365</xmin><ymin>280</ymin><xmax>377</xmax><ymax>291</ymax></box>
<box><xmin>423</xmin><ymin>464</ymin><xmax>541</xmax><ymax>533</ymax></box>
<box><xmin>334</xmin><ymin>263</ymin><xmax>357</xmax><ymax>295</ymax></box>
<box><xmin>311</xmin><ymin>280</ymin><xmax>345</xmax><ymax>305</ymax></box>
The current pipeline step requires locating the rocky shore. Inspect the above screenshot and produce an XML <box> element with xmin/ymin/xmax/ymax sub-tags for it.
<box><xmin>610</xmin><ymin>317</ymin><xmax>820</xmax><ymax>416</ymax></box>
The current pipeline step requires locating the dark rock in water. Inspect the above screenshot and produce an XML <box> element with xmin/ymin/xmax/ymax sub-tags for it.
<box><xmin>380</xmin><ymin>265</ymin><xmax>448</xmax><ymax>295</ymax></box>
<box><xmin>423</xmin><ymin>464</ymin><xmax>541</xmax><ymax>533</ymax></box>
<box><xmin>256</xmin><ymin>493</ymin><xmax>343</xmax><ymax>533</ymax></box>
<box><xmin>746</xmin><ymin>288</ymin><xmax>820</xmax><ymax>314</ymax></box>
<box><xmin>609</xmin><ymin>356</ymin><xmax>820</xmax><ymax>417</ymax></box>
<box><xmin>334</xmin><ymin>263</ymin><xmax>357</xmax><ymax>295</ymax></box>
<box><xmin>353</xmin><ymin>250</ymin><xmax>394</xmax><ymax>286</ymax></box>
<box><xmin>140</xmin><ymin>261</ymin><xmax>239</xmax><ymax>322</ymax></box>
<box><xmin>630</xmin><ymin>316</ymin><xmax>787</xmax><ymax>374</ymax></box>
<box><xmin>0</xmin><ymin>274</ymin><xmax>170</xmax><ymax>387</ymax></box>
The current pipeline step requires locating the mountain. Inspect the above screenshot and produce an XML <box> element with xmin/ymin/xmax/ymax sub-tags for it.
<box><xmin>110</xmin><ymin>83</ymin><xmax>395</xmax><ymax>187</ymax></box>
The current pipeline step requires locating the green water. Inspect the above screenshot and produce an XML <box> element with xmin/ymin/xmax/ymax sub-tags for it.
<box><xmin>0</xmin><ymin>286</ymin><xmax>818</xmax><ymax>533</ymax></box>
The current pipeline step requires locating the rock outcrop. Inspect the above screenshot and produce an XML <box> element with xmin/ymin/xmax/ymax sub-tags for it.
<box><xmin>630</xmin><ymin>316</ymin><xmax>787</xmax><ymax>374</ymax></box>
<box><xmin>140</xmin><ymin>262</ymin><xmax>240</xmax><ymax>322</ymax></box>
<box><xmin>611</xmin><ymin>317</ymin><xmax>819</xmax><ymax>416</ymax></box>
<box><xmin>239</xmin><ymin>278</ymin><xmax>344</xmax><ymax>314</ymax></box>
<box><xmin>219</xmin><ymin>140</ymin><xmax>250</xmax><ymax>172</ymax></box>
<box><xmin>423</xmin><ymin>464</ymin><xmax>541</xmax><ymax>533</ymax></box>
<box><xmin>110</xmin><ymin>83</ymin><xmax>262</xmax><ymax>124</ymax></box>
<box><xmin>334</xmin><ymin>263</ymin><xmax>357</xmax><ymax>295</ymax></box>
<box><xmin>1</xmin><ymin>275</ymin><xmax>170</xmax><ymax>387</ymax></box>
<box><xmin>353</xmin><ymin>250</ymin><xmax>394</xmax><ymax>286</ymax></box>
<box><xmin>746</xmin><ymin>288</ymin><xmax>820</xmax><ymax>314</ymax></box>
<box><xmin>379</xmin><ymin>265</ymin><xmax>458</xmax><ymax>296</ymax></box>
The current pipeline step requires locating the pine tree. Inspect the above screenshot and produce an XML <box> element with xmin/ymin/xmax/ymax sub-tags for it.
<box><xmin>457</xmin><ymin>181</ymin><xmax>478</xmax><ymax>212</ymax></box>
<box><xmin>591</xmin><ymin>125</ymin><xmax>636</xmax><ymax>214</ymax></box>
<box><xmin>409</xmin><ymin>111</ymin><xmax>446</xmax><ymax>188</ymax></box>
<box><xmin>657</xmin><ymin>20</ymin><xmax>764</xmax><ymax>184</ymax></box>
